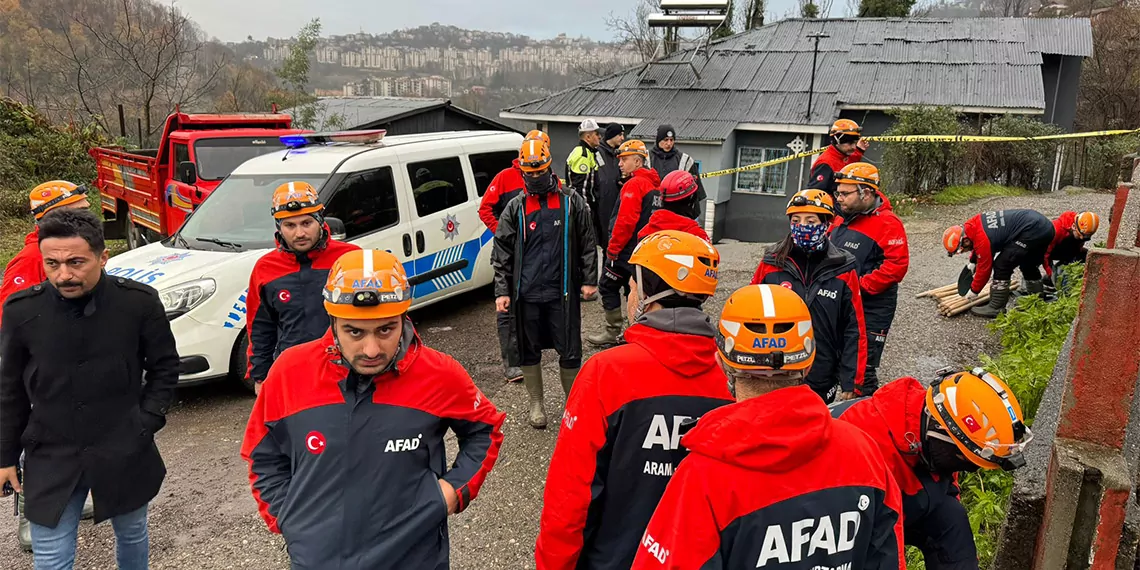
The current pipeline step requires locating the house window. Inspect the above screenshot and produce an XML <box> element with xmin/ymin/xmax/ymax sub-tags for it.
<box><xmin>734</xmin><ymin>146</ymin><xmax>791</xmax><ymax>196</ymax></box>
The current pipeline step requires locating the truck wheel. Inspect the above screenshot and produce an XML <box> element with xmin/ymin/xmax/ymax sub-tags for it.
<box><xmin>127</xmin><ymin>223</ymin><xmax>155</xmax><ymax>250</ymax></box>
<box><xmin>230</xmin><ymin>334</ymin><xmax>255</xmax><ymax>394</ymax></box>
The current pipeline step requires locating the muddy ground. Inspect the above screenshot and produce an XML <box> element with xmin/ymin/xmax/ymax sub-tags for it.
<box><xmin>0</xmin><ymin>190</ymin><xmax>1115</xmax><ymax>569</ymax></box>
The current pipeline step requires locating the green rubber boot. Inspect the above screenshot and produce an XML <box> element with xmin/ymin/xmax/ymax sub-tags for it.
<box><xmin>559</xmin><ymin>367</ymin><xmax>579</xmax><ymax>398</ymax></box>
<box><xmin>586</xmin><ymin>309</ymin><xmax>624</xmax><ymax>347</ymax></box>
<box><xmin>522</xmin><ymin>365</ymin><xmax>547</xmax><ymax>429</ymax></box>
<box><xmin>971</xmin><ymin>280</ymin><xmax>1011</xmax><ymax>319</ymax></box>
<box><xmin>16</xmin><ymin>492</ymin><xmax>30</xmax><ymax>552</ymax></box>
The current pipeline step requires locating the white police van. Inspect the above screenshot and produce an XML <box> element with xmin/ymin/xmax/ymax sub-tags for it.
<box><xmin>105</xmin><ymin>130</ymin><xmax>522</xmax><ymax>389</ymax></box>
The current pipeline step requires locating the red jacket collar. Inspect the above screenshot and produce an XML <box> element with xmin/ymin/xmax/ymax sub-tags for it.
<box><xmin>24</xmin><ymin>231</ymin><xmax>38</xmax><ymax>247</ymax></box>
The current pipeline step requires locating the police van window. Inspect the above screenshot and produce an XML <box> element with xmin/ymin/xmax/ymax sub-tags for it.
<box><xmin>324</xmin><ymin>167</ymin><xmax>400</xmax><ymax>239</ymax></box>
<box><xmin>407</xmin><ymin>157</ymin><xmax>469</xmax><ymax>217</ymax></box>
<box><xmin>469</xmin><ymin>151</ymin><xmax>517</xmax><ymax>197</ymax></box>
<box><xmin>173</xmin><ymin>144</ymin><xmax>191</xmax><ymax>182</ymax></box>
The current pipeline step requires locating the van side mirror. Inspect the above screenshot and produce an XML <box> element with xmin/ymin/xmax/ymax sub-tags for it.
<box><xmin>325</xmin><ymin>217</ymin><xmax>347</xmax><ymax>241</ymax></box>
<box><xmin>177</xmin><ymin>161</ymin><xmax>198</xmax><ymax>185</ymax></box>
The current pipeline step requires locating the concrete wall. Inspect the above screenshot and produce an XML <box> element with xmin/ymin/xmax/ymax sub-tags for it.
<box><xmin>1041</xmin><ymin>55</ymin><xmax>1083</xmax><ymax>133</ymax></box>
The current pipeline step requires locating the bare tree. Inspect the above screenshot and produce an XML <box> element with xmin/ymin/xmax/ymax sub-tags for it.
<box><xmin>744</xmin><ymin>0</ymin><xmax>766</xmax><ymax>30</ymax></box>
<box><xmin>604</xmin><ymin>0</ymin><xmax>662</xmax><ymax>63</ymax></box>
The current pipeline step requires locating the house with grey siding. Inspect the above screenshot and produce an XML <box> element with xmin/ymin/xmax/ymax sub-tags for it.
<box><xmin>499</xmin><ymin>17</ymin><xmax>1093</xmax><ymax>242</ymax></box>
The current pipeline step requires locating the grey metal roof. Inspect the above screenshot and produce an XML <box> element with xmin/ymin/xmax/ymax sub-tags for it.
<box><xmin>502</xmin><ymin>17</ymin><xmax>1093</xmax><ymax>138</ymax></box>
<box><xmin>307</xmin><ymin>97</ymin><xmax>448</xmax><ymax>127</ymax></box>
<box><xmin>628</xmin><ymin>117</ymin><xmax>738</xmax><ymax>142</ymax></box>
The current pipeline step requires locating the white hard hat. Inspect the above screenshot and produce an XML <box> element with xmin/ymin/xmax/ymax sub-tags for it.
<box><xmin>578</xmin><ymin>119</ymin><xmax>601</xmax><ymax>133</ymax></box>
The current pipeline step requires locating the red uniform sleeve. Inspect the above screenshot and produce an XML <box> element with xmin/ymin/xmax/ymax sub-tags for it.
<box><xmin>850</xmin><ymin>147</ymin><xmax>865</xmax><ymax>163</ymax></box>
<box><xmin>1043</xmin><ymin>213</ymin><xmax>1073</xmax><ymax>278</ymax></box>
<box><xmin>867</xmin><ymin>449</ymin><xmax>906</xmax><ymax>570</ymax></box>
<box><xmin>750</xmin><ymin>260</ymin><xmax>777</xmax><ymax>285</ymax></box>
<box><xmin>536</xmin><ymin>360</ymin><xmax>610</xmax><ymax>570</ymax></box>
<box><xmin>966</xmin><ymin>219</ymin><xmax>994</xmax><ymax>294</ymax></box>
<box><xmin>479</xmin><ymin>172</ymin><xmax>506</xmax><ymax>233</ymax></box>
<box><xmin>630</xmin><ymin>459</ymin><xmax>723</xmax><ymax>569</ymax></box>
<box><xmin>860</xmin><ymin>216</ymin><xmax>910</xmax><ymax>296</ymax></box>
<box><xmin>0</xmin><ymin>251</ymin><xmax>40</xmax><ymax>325</ymax></box>
<box><xmin>839</xmin><ymin>269</ymin><xmax>868</xmax><ymax>395</ymax></box>
<box><xmin>607</xmin><ymin>180</ymin><xmax>645</xmax><ymax>259</ymax></box>
<box><xmin>240</xmin><ymin>362</ymin><xmax>291</xmax><ymax>534</ymax></box>
<box><xmin>437</xmin><ymin>356</ymin><xmax>505</xmax><ymax>513</ymax></box>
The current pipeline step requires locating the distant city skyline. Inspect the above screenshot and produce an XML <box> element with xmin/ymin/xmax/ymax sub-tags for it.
<box><xmin>177</xmin><ymin>0</ymin><xmax>811</xmax><ymax>43</ymax></box>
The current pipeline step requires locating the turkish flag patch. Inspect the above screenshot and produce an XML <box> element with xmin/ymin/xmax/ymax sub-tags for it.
<box><xmin>816</xmin><ymin>175</ymin><xmax>825</xmax><ymax>181</ymax></box>
<box><xmin>962</xmin><ymin>415</ymin><xmax>982</xmax><ymax>433</ymax></box>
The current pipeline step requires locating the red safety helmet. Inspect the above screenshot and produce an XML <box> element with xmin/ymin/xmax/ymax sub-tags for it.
<box><xmin>660</xmin><ymin>170</ymin><xmax>700</xmax><ymax>202</ymax></box>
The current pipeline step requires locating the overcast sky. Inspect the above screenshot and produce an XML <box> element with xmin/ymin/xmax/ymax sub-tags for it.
<box><xmin>176</xmin><ymin>0</ymin><xmax>812</xmax><ymax>43</ymax></box>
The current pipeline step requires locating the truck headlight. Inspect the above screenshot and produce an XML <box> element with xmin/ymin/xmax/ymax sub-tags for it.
<box><xmin>160</xmin><ymin>278</ymin><xmax>216</xmax><ymax>320</ymax></box>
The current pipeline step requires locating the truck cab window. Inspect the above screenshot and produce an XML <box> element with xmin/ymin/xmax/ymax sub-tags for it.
<box><xmin>407</xmin><ymin>157</ymin><xmax>469</xmax><ymax>217</ymax></box>
<box><xmin>324</xmin><ymin>167</ymin><xmax>400</xmax><ymax>239</ymax></box>
<box><xmin>173</xmin><ymin>143</ymin><xmax>191</xmax><ymax>182</ymax></box>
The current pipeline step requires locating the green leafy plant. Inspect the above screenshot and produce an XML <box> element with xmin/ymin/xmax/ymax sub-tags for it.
<box><xmin>880</xmin><ymin>106</ymin><xmax>966</xmax><ymax>196</ymax></box>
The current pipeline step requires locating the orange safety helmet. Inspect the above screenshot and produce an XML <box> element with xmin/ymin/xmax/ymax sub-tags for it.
<box><xmin>829</xmin><ymin>119</ymin><xmax>862</xmax><ymax>138</ymax></box>
<box><xmin>30</xmin><ymin>180</ymin><xmax>88</xmax><ymax>220</ymax></box>
<box><xmin>1074</xmin><ymin>211</ymin><xmax>1100</xmax><ymax>239</ymax></box>
<box><xmin>518</xmin><ymin>139</ymin><xmax>552</xmax><ymax>173</ymax></box>
<box><xmin>943</xmin><ymin>225</ymin><xmax>967</xmax><ymax>256</ymax></box>
<box><xmin>630</xmin><ymin>230</ymin><xmax>719</xmax><ymax>299</ymax></box>
<box><xmin>926</xmin><ymin>368</ymin><xmax>1031</xmax><ymax>471</ymax></box>
<box><xmin>323</xmin><ymin>249</ymin><xmax>412</xmax><ymax>320</ymax></box>
<box><xmin>716</xmin><ymin>284</ymin><xmax>816</xmax><ymax>372</ymax></box>
<box><xmin>617</xmin><ymin>139</ymin><xmax>649</xmax><ymax>161</ymax></box>
<box><xmin>786</xmin><ymin>189</ymin><xmax>835</xmax><ymax>218</ymax></box>
<box><xmin>524</xmin><ymin>129</ymin><xmax>551</xmax><ymax>148</ymax></box>
<box><xmin>271</xmin><ymin>181</ymin><xmax>323</xmax><ymax>220</ymax></box>
<box><xmin>835</xmin><ymin>162</ymin><xmax>880</xmax><ymax>192</ymax></box>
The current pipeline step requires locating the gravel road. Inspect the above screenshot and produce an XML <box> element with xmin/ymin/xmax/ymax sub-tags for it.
<box><xmin>0</xmin><ymin>189</ymin><xmax>1115</xmax><ymax>569</ymax></box>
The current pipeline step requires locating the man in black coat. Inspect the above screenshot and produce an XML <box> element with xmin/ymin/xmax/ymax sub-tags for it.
<box><xmin>0</xmin><ymin>208</ymin><xmax>178</xmax><ymax>568</ymax></box>
<box><xmin>492</xmin><ymin>139</ymin><xmax>597</xmax><ymax>430</ymax></box>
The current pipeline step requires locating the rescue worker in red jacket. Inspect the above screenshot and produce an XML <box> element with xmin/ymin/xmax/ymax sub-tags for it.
<box><xmin>536</xmin><ymin>230</ymin><xmax>733</xmax><ymax>570</ymax></box>
<box><xmin>630</xmin><ymin>284</ymin><xmax>904</xmax><ymax>570</ymax></box>
<box><xmin>942</xmin><ymin>208</ymin><xmax>1054</xmax><ymax>318</ymax></box>
<box><xmin>0</xmin><ymin>180</ymin><xmax>95</xmax><ymax>550</ymax></box>
<box><xmin>1043</xmin><ymin>211</ymin><xmax>1099</xmax><ymax>298</ymax></box>
<box><xmin>625</xmin><ymin>170</ymin><xmax>710</xmax><ymax>320</ymax></box>
<box><xmin>808</xmin><ymin>119</ymin><xmax>870</xmax><ymax>198</ymax></box>
<box><xmin>830</xmin><ymin>368</ymin><xmax>1032</xmax><ymax>570</ymax></box>
<box><xmin>492</xmin><ymin>139</ymin><xmax>598</xmax><ymax>429</ymax></box>
<box><xmin>241</xmin><ymin>249</ymin><xmax>505</xmax><ymax>569</ymax></box>
<box><xmin>0</xmin><ymin>181</ymin><xmax>92</xmax><ymax>323</ymax></box>
<box><xmin>831</xmin><ymin>163</ymin><xmax>909</xmax><ymax>395</ymax></box>
<box><xmin>478</xmin><ymin>130</ymin><xmax>550</xmax><ymax>383</ymax></box>
<box><xmin>245</xmin><ymin>182</ymin><xmax>360</xmax><ymax>393</ymax></box>
<box><xmin>587</xmin><ymin>139</ymin><xmax>662</xmax><ymax>347</ymax></box>
<box><xmin>751</xmin><ymin>189</ymin><xmax>868</xmax><ymax>403</ymax></box>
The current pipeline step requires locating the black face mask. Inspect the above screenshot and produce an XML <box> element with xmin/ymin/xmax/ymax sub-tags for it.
<box><xmin>524</xmin><ymin>171</ymin><xmax>558</xmax><ymax>195</ymax></box>
<box><xmin>923</xmin><ymin>434</ymin><xmax>981</xmax><ymax>474</ymax></box>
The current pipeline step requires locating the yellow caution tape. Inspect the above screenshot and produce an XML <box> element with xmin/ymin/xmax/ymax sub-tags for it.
<box><xmin>700</xmin><ymin>128</ymin><xmax>1140</xmax><ymax>180</ymax></box>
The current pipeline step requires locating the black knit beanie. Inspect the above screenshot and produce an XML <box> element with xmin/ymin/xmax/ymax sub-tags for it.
<box><xmin>604</xmin><ymin>123</ymin><xmax>624</xmax><ymax>141</ymax></box>
<box><xmin>656</xmin><ymin>124</ymin><xmax>676</xmax><ymax>145</ymax></box>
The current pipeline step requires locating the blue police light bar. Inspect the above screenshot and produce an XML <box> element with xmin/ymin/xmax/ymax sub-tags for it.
<box><xmin>280</xmin><ymin>129</ymin><xmax>387</xmax><ymax>148</ymax></box>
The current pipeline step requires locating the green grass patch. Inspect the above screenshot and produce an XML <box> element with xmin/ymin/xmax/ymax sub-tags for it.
<box><xmin>932</xmin><ymin>184</ymin><xmax>1028</xmax><ymax>206</ymax></box>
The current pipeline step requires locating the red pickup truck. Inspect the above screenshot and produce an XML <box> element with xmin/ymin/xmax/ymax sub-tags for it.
<box><xmin>91</xmin><ymin>111</ymin><xmax>307</xmax><ymax>248</ymax></box>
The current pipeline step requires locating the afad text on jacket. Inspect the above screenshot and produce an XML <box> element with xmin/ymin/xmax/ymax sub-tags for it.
<box><xmin>245</xmin><ymin>236</ymin><xmax>360</xmax><ymax>382</ymax></box>
<box><xmin>241</xmin><ymin>322</ymin><xmax>505</xmax><ymax>569</ymax></box>
<box><xmin>608</xmin><ymin>167</ymin><xmax>662</xmax><ymax>262</ymax></box>
<box><xmin>630</xmin><ymin>385</ymin><xmax>904</xmax><ymax>570</ymax></box>
<box><xmin>962</xmin><ymin>209</ymin><xmax>1054</xmax><ymax>293</ymax></box>
<box><xmin>751</xmin><ymin>244</ymin><xmax>868</xmax><ymax>398</ymax></box>
<box><xmin>536</xmin><ymin>308</ymin><xmax>733</xmax><ymax>570</ymax></box>
<box><xmin>833</xmin><ymin>378</ymin><xmax>980</xmax><ymax>570</ymax></box>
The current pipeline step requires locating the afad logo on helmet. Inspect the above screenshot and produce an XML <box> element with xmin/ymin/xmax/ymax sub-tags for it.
<box><xmin>752</xmin><ymin>337</ymin><xmax>788</xmax><ymax>349</ymax></box>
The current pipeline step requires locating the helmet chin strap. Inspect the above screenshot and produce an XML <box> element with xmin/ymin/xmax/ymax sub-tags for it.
<box><xmin>633</xmin><ymin>265</ymin><xmax>675</xmax><ymax>321</ymax></box>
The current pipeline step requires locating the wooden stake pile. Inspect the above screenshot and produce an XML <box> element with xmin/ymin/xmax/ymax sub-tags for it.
<box><xmin>916</xmin><ymin>279</ymin><xmax>1021</xmax><ymax>317</ymax></box>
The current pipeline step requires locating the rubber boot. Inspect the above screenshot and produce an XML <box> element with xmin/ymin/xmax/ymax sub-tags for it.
<box><xmin>16</xmin><ymin>492</ymin><xmax>30</xmax><ymax>552</ymax></box>
<box><xmin>971</xmin><ymin>280</ymin><xmax>1011</xmax><ymax>318</ymax></box>
<box><xmin>1025</xmin><ymin>279</ymin><xmax>1045</xmax><ymax>298</ymax></box>
<box><xmin>559</xmin><ymin>367</ymin><xmax>579</xmax><ymax>398</ymax></box>
<box><xmin>522</xmin><ymin>365</ymin><xmax>547</xmax><ymax>429</ymax></box>
<box><xmin>586</xmin><ymin>309</ymin><xmax>624</xmax><ymax>347</ymax></box>
<box><xmin>81</xmin><ymin>492</ymin><xmax>94</xmax><ymax>520</ymax></box>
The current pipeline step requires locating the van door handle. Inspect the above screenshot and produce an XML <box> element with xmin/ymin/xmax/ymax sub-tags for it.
<box><xmin>403</xmin><ymin>234</ymin><xmax>413</xmax><ymax>257</ymax></box>
<box><xmin>415</xmin><ymin>231</ymin><xmax>425</xmax><ymax>254</ymax></box>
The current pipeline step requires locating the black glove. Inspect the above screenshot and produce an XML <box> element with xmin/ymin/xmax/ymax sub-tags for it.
<box><xmin>141</xmin><ymin>411</ymin><xmax>166</xmax><ymax>435</ymax></box>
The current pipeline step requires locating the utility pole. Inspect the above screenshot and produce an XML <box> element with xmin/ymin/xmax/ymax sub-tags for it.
<box><xmin>805</xmin><ymin>31</ymin><xmax>830</xmax><ymax>122</ymax></box>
